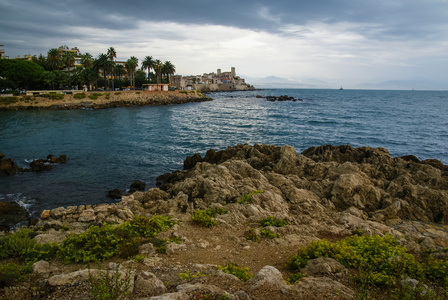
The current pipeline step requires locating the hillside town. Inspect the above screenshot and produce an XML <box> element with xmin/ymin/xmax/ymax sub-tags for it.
<box><xmin>0</xmin><ymin>45</ymin><xmax>253</xmax><ymax>93</ymax></box>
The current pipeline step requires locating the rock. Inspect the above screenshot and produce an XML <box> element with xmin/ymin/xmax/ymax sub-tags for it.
<box><xmin>165</xmin><ymin>243</ymin><xmax>187</xmax><ymax>254</ymax></box>
<box><xmin>134</xmin><ymin>271</ymin><xmax>167</xmax><ymax>296</ymax></box>
<box><xmin>32</xmin><ymin>260</ymin><xmax>59</xmax><ymax>278</ymax></box>
<box><xmin>247</xmin><ymin>266</ymin><xmax>286</xmax><ymax>290</ymax></box>
<box><xmin>129</xmin><ymin>180</ymin><xmax>146</xmax><ymax>194</ymax></box>
<box><xmin>301</xmin><ymin>257</ymin><xmax>346</xmax><ymax>277</ymax></box>
<box><xmin>148</xmin><ymin>292</ymin><xmax>189</xmax><ymax>300</ymax></box>
<box><xmin>0</xmin><ymin>201</ymin><xmax>30</xmax><ymax>231</ymax></box>
<box><xmin>107</xmin><ymin>188</ymin><xmax>123</xmax><ymax>199</ymax></box>
<box><xmin>78</xmin><ymin>209</ymin><xmax>96</xmax><ymax>222</ymax></box>
<box><xmin>40</xmin><ymin>210</ymin><xmax>51</xmax><ymax>219</ymax></box>
<box><xmin>29</xmin><ymin>159</ymin><xmax>53</xmax><ymax>172</ymax></box>
<box><xmin>0</xmin><ymin>155</ymin><xmax>19</xmax><ymax>176</ymax></box>
<box><xmin>139</xmin><ymin>242</ymin><xmax>156</xmax><ymax>256</ymax></box>
<box><xmin>282</xmin><ymin>277</ymin><xmax>355</xmax><ymax>300</ymax></box>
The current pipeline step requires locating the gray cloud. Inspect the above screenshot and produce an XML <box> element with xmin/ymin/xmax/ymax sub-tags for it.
<box><xmin>1</xmin><ymin>0</ymin><xmax>448</xmax><ymax>86</ymax></box>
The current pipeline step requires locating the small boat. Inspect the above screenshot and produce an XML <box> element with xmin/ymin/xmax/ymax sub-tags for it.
<box><xmin>339</xmin><ymin>86</ymin><xmax>343</xmax><ymax>90</ymax></box>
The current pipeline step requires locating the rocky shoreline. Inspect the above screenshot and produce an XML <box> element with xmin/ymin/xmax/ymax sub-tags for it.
<box><xmin>1</xmin><ymin>144</ymin><xmax>448</xmax><ymax>299</ymax></box>
<box><xmin>0</xmin><ymin>90</ymin><xmax>211</xmax><ymax>111</ymax></box>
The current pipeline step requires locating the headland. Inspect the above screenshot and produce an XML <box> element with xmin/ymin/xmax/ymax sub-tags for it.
<box><xmin>0</xmin><ymin>90</ymin><xmax>211</xmax><ymax>111</ymax></box>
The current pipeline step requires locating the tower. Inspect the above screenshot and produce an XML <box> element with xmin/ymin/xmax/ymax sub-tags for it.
<box><xmin>231</xmin><ymin>67</ymin><xmax>236</xmax><ymax>78</ymax></box>
<box><xmin>217</xmin><ymin>69</ymin><xmax>221</xmax><ymax>76</ymax></box>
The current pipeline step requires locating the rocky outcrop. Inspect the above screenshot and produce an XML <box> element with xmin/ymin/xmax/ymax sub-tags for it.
<box><xmin>0</xmin><ymin>201</ymin><xmax>31</xmax><ymax>231</ymax></box>
<box><xmin>13</xmin><ymin>144</ymin><xmax>448</xmax><ymax>299</ymax></box>
<box><xmin>0</xmin><ymin>153</ymin><xmax>19</xmax><ymax>177</ymax></box>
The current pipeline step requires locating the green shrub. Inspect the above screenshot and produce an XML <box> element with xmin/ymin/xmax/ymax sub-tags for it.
<box><xmin>179</xmin><ymin>91</ymin><xmax>188</xmax><ymax>94</ymax></box>
<box><xmin>23</xmin><ymin>242</ymin><xmax>59</xmax><ymax>263</ymax></box>
<box><xmin>237</xmin><ymin>191</ymin><xmax>265</xmax><ymax>204</ymax></box>
<box><xmin>217</xmin><ymin>263</ymin><xmax>253</xmax><ymax>282</ymax></box>
<box><xmin>260</xmin><ymin>228</ymin><xmax>281</xmax><ymax>239</ymax></box>
<box><xmin>37</xmin><ymin>93</ymin><xmax>64</xmax><ymax>100</ymax></box>
<box><xmin>246</xmin><ymin>228</ymin><xmax>260</xmax><ymax>241</ymax></box>
<box><xmin>0</xmin><ymin>96</ymin><xmax>19</xmax><ymax>105</ymax></box>
<box><xmin>114</xmin><ymin>92</ymin><xmax>121</xmax><ymax>95</ymax></box>
<box><xmin>74</xmin><ymin>93</ymin><xmax>86</xmax><ymax>99</ymax></box>
<box><xmin>178</xmin><ymin>270</ymin><xmax>205</xmax><ymax>280</ymax></box>
<box><xmin>287</xmin><ymin>235</ymin><xmax>422</xmax><ymax>287</ymax></box>
<box><xmin>259</xmin><ymin>216</ymin><xmax>288</xmax><ymax>227</ymax></box>
<box><xmin>190</xmin><ymin>208</ymin><xmax>227</xmax><ymax>228</ymax></box>
<box><xmin>88</xmin><ymin>264</ymin><xmax>133</xmax><ymax>300</ymax></box>
<box><xmin>59</xmin><ymin>214</ymin><xmax>175</xmax><ymax>263</ymax></box>
<box><xmin>191</xmin><ymin>210</ymin><xmax>217</xmax><ymax>228</ymax></box>
<box><xmin>0</xmin><ymin>228</ymin><xmax>36</xmax><ymax>259</ymax></box>
<box><xmin>135</xmin><ymin>92</ymin><xmax>140</xmax><ymax>95</ymax></box>
<box><xmin>105</xmin><ymin>93</ymin><xmax>110</xmax><ymax>99</ymax></box>
<box><xmin>0</xmin><ymin>263</ymin><xmax>33</xmax><ymax>287</ymax></box>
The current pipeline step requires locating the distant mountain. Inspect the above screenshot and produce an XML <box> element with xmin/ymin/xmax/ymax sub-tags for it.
<box><xmin>243</xmin><ymin>76</ymin><xmax>329</xmax><ymax>89</ymax></box>
<box><xmin>356</xmin><ymin>79</ymin><xmax>448</xmax><ymax>90</ymax></box>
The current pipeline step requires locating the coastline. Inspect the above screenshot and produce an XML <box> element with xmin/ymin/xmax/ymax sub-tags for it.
<box><xmin>0</xmin><ymin>90</ymin><xmax>212</xmax><ymax>111</ymax></box>
<box><xmin>1</xmin><ymin>144</ymin><xmax>448</xmax><ymax>298</ymax></box>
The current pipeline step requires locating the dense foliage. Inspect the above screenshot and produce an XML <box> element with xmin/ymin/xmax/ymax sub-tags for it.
<box><xmin>288</xmin><ymin>234</ymin><xmax>448</xmax><ymax>292</ymax></box>
<box><xmin>1</xmin><ymin>46</ymin><xmax>176</xmax><ymax>92</ymax></box>
<box><xmin>0</xmin><ymin>214</ymin><xmax>175</xmax><ymax>286</ymax></box>
<box><xmin>217</xmin><ymin>263</ymin><xmax>253</xmax><ymax>282</ymax></box>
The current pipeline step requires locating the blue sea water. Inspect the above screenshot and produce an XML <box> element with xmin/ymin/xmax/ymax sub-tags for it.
<box><xmin>1</xmin><ymin>89</ymin><xmax>447</xmax><ymax>217</ymax></box>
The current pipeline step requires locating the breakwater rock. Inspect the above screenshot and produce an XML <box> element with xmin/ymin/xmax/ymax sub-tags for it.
<box><xmin>5</xmin><ymin>144</ymin><xmax>448</xmax><ymax>299</ymax></box>
<box><xmin>0</xmin><ymin>90</ymin><xmax>211</xmax><ymax>111</ymax></box>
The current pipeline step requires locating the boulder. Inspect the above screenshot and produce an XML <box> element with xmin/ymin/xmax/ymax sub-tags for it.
<box><xmin>134</xmin><ymin>271</ymin><xmax>167</xmax><ymax>296</ymax></box>
<box><xmin>0</xmin><ymin>201</ymin><xmax>30</xmax><ymax>231</ymax></box>
<box><xmin>0</xmin><ymin>155</ymin><xmax>19</xmax><ymax>177</ymax></box>
<box><xmin>129</xmin><ymin>180</ymin><xmax>146</xmax><ymax>194</ymax></box>
<box><xmin>282</xmin><ymin>277</ymin><xmax>355</xmax><ymax>300</ymax></box>
<box><xmin>107</xmin><ymin>189</ymin><xmax>123</xmax><ymax>199</ymax></box>
<box><xmin>301</xmin><ymin>257</ymin><xmax>346</xmax><ymax>277</ymax></box>
<box><xmin>247</xmin><ymin>266</ymin><xmax>286</xmax><ymax>290</ymax></box>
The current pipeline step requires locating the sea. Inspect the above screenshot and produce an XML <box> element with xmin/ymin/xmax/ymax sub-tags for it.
<box><xmin>1</xmin><ymin>89</ymin><xmax>447</xmax><ymax>218</ymax></box>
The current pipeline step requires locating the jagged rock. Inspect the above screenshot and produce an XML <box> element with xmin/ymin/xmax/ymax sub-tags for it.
<box><xmin>282</xmin><ymin>277</ymin><xmax>355</xmax><ymax>300</ymax></box>
<box><xmin>129</xmin><ymin>180</ymin><xmax>146</xmax><ymax>194</ymax></box>
<box><xmin>107</xmin><ymin>188</ymin><xmax>123</xmax><ymax>199</ymax></box>
<box><xmin>166</xmin><ymin>242</ymin><xmax>187</xmax><ymax>254</ymax></box>
<box><xmin>301</xmin><ymin>257</ymin><xmax>346</xmax><ymax>277</ymax></box>
<box><xmin>78</xmin><ymin>209</ymin><xmax>96</xmax><ymax>222</ymax></box>
<box><xmin>0</xmin><ymin>154</ymin><xmax>19</xmax><ymax>176</ymax></box>
<box><xmin>32</xmin><ymin>260</ymin><xmax>59</xmax><ymax>279</ymax></box>
<box><xmin>147</xmin><ymin>292</ymin><xmax>189</xmax><ymax>300</ymax></box>
<box><xmin>134</xmin><ymin>271</ymin><xmax>167</xmax><ymax>296</ymax></box>
<box><xmin>247</xmin><ymin>266</ymin><xmax>286</xmax><ymax>290</ymax></box>
<box><xmin>0</xmin><ymin>201</ymin><xmax>30</xmax><ymax>231</ymax></box>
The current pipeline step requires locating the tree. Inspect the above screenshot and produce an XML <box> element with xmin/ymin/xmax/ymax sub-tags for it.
<box><xmin>107</xmin><ymin>47</ymin><xmax>117</xmax><ymax>90</ymax></box>
<box><xmin>93</xmin><ymin>53</ymin><xmax>113</xmax><ymax>90</ymax></box>
<box><xmin>142</xmin><ymin>56</ymin><xmax>154</xmax><ymax>80</ymax></box>
<box><xmin>162</xmin><ymin>61</ymin><xmax>176</xmax><ymax>84</ymax></box>
<box><xmin>152</xmin><ymin>59</ymin><xmax>163</xmax><ymax>88</ymax></box>
<box><xmin>81</xmin><ymin>53</ymin><xmax>93</xmax><ymax>68</ymax></box>
<box><xmin>46</xmin><ymin>48</ymin><xmax>62</xmax><ymax>71</ymax></box>
<box><xmin>125</xmin><ymin>56</ymin><xmax>138</xmax><ymax>90</ymax></box>
<box><xmin>61</xmin><ymin>51</ymin><xmax>75</xmax><ymax>78</ymax></box>
<box><xmin>0</xmin><ymin>59</ymin><xmax>45</xmax><ymax>90</ymax></box>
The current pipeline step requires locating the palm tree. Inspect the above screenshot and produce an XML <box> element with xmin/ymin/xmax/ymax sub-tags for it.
<box><xmin>153</xmin><ymin>59</ymin><xmax>163</xmax><ymax>88</ymax></box>
<box><xmin>142</xmin><ymin>56</ymin><xmax>154</xmax><ymax>81</ymax></box>
<box><xmin>162</xmin><ymin>61</ymin><xmax>176</xmax><ymax>85</ymax></box>
<box><xmin>107</xmin><ymin>47</ymin><xmax>117</xmax><ymax>90</ymax></box>
<box><xmin>93</xmin><ymin>53</ymin><xmax>113</xmax><ymax>90</ymax></box>
<box><xmin>81</xmin><ymin>53</ymin><xmax>93</xmax><ymax>68</ymax></box>
<box><xmin>46</xmin><ymin>48</ymin><xmax>61</xmax><ymax>71</ymax></box>
<box><xmin>61</xmin><ymin>51</ymin><xmax>75</xmax><ymax>77</ymax></box>
<box><xmin>125</xmin><ymin>56</ymin><xmax>138</xmax><ymax>89</ymax></box>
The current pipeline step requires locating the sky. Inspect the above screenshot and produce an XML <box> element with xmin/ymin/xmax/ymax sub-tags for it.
<box><xmin>1</xmin><ymin>0</ymin><xmax>448</xmax><ymax>89</ymax></box>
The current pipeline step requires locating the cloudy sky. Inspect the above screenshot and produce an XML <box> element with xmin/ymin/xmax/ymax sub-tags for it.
<box><xmin>1</xmin><ymin>0</ymin><xmax>448</xmax><ymax>88</ymax></box>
